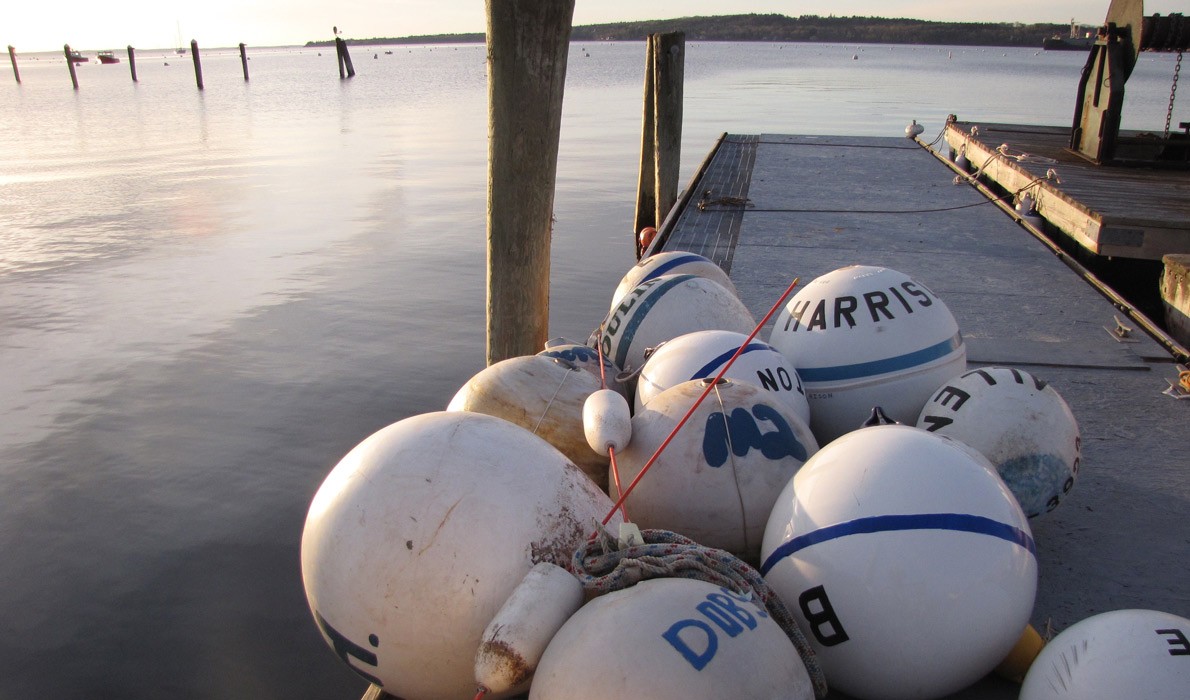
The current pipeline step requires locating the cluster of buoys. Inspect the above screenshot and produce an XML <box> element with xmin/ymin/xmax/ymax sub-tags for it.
<box><xmin>300</xmin><ymin>249</ymin><xmax>1187</xmax><ymax>700</ymax></box>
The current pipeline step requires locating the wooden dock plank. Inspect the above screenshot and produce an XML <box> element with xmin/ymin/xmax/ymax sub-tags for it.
<box><xmin>943</xmin><ymin>121</ymin><xmax>1190</xmax><ymax>260</ymax></box>
<box><xmin>664</xmin><ymin>133</ymin><xmax>1189</xmax><ymax>700</ymax></box>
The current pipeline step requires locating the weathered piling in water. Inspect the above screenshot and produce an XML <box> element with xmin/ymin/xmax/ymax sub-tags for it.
<box><xmin>239</xmin><ymin>43</ymin><xmax>249</xmax><ymax>81</ymax></box>
<box><xmin>633</xmin><ymin>32</ymin><xmax>685</xmax><ymax>257</ymax></box>
<box><xmin>485</xmin><ymin>0</ymin><xmax>575</xmax><ymax>365</ymax></box>
<box><xmin>190</xmin><ymin>39</ymin><xmax>203</xmax><ymax>89</ymax></box>
<box><xmin>7</xmin><ymin>45</ymin><xmax>18</xmax><ymax>84</ymax></box>
<box><xmin>63</xmin><ymin>44</ymin><xmax>78</xmax><ymax>89</ymax></box>
<box><xmin>127</xmin><ymin>45</ymin><xmax>137</xmax><ymax>82</ymax></box>
<box><xmin>336</xmin><ymin>37</ymin><xmax>355</xmax><ymax>78</ymax></box>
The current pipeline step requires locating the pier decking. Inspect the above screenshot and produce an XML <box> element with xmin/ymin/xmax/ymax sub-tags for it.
<box><xmin>662</xmin><ymin>133</ymin><xmax>1189</xmax><ymax>699</ymax></box>
<box><xmin>941</xmin><ymin>120</ymin><xmax>1190</xmax><ymax>261</ymax></box>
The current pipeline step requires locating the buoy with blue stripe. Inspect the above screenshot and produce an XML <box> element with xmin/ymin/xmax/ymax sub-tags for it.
<box><xmin>300</xmin><ymin>412</ymin><xmax>620</xmax><ymax>699</ymax></box>
<box><xmin>529</xmin><ymin>578</ymin><xmax>816</xmax><ymax>700</ymax></box>
<box><xmin>636</xmin><ymin>330</ymin><xmax>811</xmax><ymax>426</ymax></box>
<box><xmin>616</xmin><ymin>378</ymin><xmax>817</xmax><ymax>561</ymax></box>
<box><xmin>448</xmin><ymin>355</ymin><xmax>609</xmax><ymax>490</ymax></box>
<box><xmin>609</xmin><ymin>251</ymin><xmax>738</xmax><ymax>312</ymax></box>
<box><xmin>1019</xmin><ymin>609</ymin><xmax>1190</xmax><ymax>699</ymax></box>
<box><xmin>599</xmin><ymin>274</ymin><xmax>756</xmax><ymax>375</ymax></box>
<box><xmin>916</xmin><ymin>367</ymin><xmax>1080</xmax><ymax>518</ymax></box>
<box><xmin>767</xmin><ymin>265</ymin><xmax>966</xmax><ymax>444</ymax></box>
<box><xmin>760</xmin><ymin>424</ymin><xmax>1036</xmax><ymax>700</ymax></box>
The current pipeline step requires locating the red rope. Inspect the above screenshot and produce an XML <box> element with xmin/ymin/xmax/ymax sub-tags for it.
<box><xmin>474</xmin><ymin>686</ymin><xmax>488</xmax><ymax>700</ymax></box>
<box><xmin>598</xmin><ymin>277</ymin><xmax>801</xmax><ymax>527</ymax></box>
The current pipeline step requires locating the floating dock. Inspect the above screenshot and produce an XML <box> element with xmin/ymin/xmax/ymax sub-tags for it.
<box><xmin>658</xmin><ymin>132</ymin><xmax>1189</xmax><ymax>698</ymax></box>
<box><xmin>941</xmin><ymin>120</ymin><xmax>1190</xmax><ymax>261</ymax></box>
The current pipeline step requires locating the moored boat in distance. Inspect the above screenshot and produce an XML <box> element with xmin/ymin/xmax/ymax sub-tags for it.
<box><xmin>1043</xmin><ymin>18</ymin><xmax>1095</xmax><ymax>50</ymax></box>
<box><xmin>96</xmin><ymin>51</ymin><xmax>119</xmax><ymax>64</ymax></box>
<box><xmin>68</xmin><ymin>50</ymin><xmax>88</xmax><ymax>63</ymax></box>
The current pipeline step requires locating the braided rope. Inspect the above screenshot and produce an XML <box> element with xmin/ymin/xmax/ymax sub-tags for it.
<box><xmin>572</xmin><ymin>528</ymin><xmax>828</xmax><ymax>699</ymax></box>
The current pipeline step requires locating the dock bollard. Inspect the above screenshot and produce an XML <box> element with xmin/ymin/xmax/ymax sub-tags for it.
<box><xmin>239</xmin><ymin>43</ymin><xmax>248</xmax><ymax>81</ymax></box>
<box><xmin>64</xmin><ymin>44</ymin><xmax>79</xmax><ymax>89</ymax></box>
<box><xmin>7</xmin><ymin>45</ymin><xmax>18</xmax><ymax>84</ymax></box>
<box><xmin>127</xmin><ymin>45</ymin><xmax>137</xmax><ymax>82</ymax></box>
<box><xmin>190</xmin><ymin>39</ymin><xmax>203</xmax><ymax>90</ymax></box>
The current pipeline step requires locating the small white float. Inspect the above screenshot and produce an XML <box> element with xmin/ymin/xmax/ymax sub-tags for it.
<box><xmin>475</xmin><ymin>562</ymin><xmax>584</xmax><ymax>695</ymax></box>
<box><xmin>761</xmin><ymin>424</ymin><xmax>1036</xmax><ymax>700</ymax></box>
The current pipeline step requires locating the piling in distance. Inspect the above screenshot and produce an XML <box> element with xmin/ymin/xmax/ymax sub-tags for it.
<box><xmin>8</xmin><ymin>45</ymin><xmax>18</xmax><ymax>84</ymax></box>
<box><xmin>64</xmin><ymin>44</ymin><xmax>78</xmax><ymax>89</ymax></box>
<box><xmin>485</xmin><ymin>0</ymin><xmax>575</xmax><ymax>365</ymax></box>
<box><xmin>335</xmin><ymin>37</ymin><xmax>355</xmax><ymax>78</ymax></box>
<box><xmin>633</xmin><ymin>32</ymin><xmax>685</xmax><ymax>258</ymax></box>
<box><xmin>127</xmin><ymin>45</ymin><xmax>137</xmax><ymax>82</ymax></box>
<box><xmin>239</xmin><ymin>43</ymin><xmax>249</xmax><ymax>81</ymax></box>
<box><xmin>190</xmin><ymin>39</ymin><xmax>203</xmax><ymax>89</ymax></box>
<box><xmin>652</xmin><ymin>32</ymin><xmax>685</xmax><ymax>240</ymax></box>
<box><xmin>632</xmin><ymin>34</ymin><xmax>657</xmax><ymax>256</ymax></box>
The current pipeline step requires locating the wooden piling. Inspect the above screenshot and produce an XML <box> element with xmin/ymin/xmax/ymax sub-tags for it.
<box><xmin>190</xmin><ymin>39</ymin><xmax>203</xmax><ymax>90</ymax></box>
<box><xmin>485</xmin><ymin>0</ymin><xmax>575</xmax><ymax>365</ymax></box>
<box><xmin>632</xmin><ymin>32</ymin><xmax>685</xmax><ymax>257</ymax></box>
<box><xmin>127</xmin><ymin>45</ymin><xmax>137</xmax><ymax>82</ymax></box>
<box><xmin>64</xmin><ymin>44</ymin><xmax>78</xmax><ymax>90</ymax></box>
<box><xmin>7</xmin><ymin>45</ymin><xmax>18</xmax><ymax>84</ymax></box>
<box><xmin>652</xmin><ymin>32</ymin><xmax>685</xmax><ymax>238</ymax></box>
<box><xmin>239</xmin><ymin>43</ymin><xmax>249</xmax><ymax>81</ymax></box>
<box><xmin>633</xmin><ymin>34</ymin><xmax>656</xmax><ymax>257</ymax></box>
<box><xmin>335</xmin><ymin>37</ymin><xmax>355</xmax><ymax>78</ymax></box>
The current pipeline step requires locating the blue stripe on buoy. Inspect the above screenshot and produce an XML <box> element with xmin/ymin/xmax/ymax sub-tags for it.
<box><xmin>640</xmin><ymin>253</ymin><xmax>709</xmax><ymax>284</ymax></box>
<box><xmin>759</xmin><ymin>512</ymin><xmax>1036</xmax><ymax>575</ymax></box>
<box><xmin>613</xmin><ymin>274</ymin><xmax>694</xmax><ymax>370</ymax></box>
<box><xmin>689</xmin><ymin>342</ymin><xmax>771</xmax><ymax>380</ymax></box>
<box><xmin>796</xmin><ymin>333</ymin><xmax>962</xmax><ymax>383</ymax></box>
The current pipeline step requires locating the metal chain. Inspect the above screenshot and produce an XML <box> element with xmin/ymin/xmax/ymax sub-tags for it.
<box><xmin>1165</xmin><ymin>50</ymin><xmax>1183</xmax><ymax>140</ymax></box>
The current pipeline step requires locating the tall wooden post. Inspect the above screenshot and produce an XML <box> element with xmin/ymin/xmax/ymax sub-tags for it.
<box><xmin>652</xmin><ymin>32</ymin><xmax>685</xmax><ymax>236</ymax></box>
<box><xmin>7</xmin><ymin>45</ymin><xmax>19</xmax><ymax>84</ymax></box>
<box><xmin>633</xmin><ymin>35</ymin><xmax>656</xmax><ymax>257</ymax></box>
<box><xmin>64</xmin><ymin>44</ymin><xmax>79</xmax><ymax>89</ymax></box>
<box><xmin>239</xmin><ymin>43</ymin><xmax>249</xmax><ymax>81</ymax></box>
<box><xmin>632</xmin><ymin>33</ymin><xmax>685</xmax><ymax>255</ymax></box>
<box><xmin>190</xmin><ymin>39</ymin><xmax>203</xmax><ymax>90</ymax></box>
<box><xmin>485</xmin><ymin>0</ymin><xmax>575</xmax><ymax>365</ymax></box>
<box><xmin>336</xmin><ymin>37</ymin><xmax>355</xmax><ymax>78</ymax></box>
<box><xmin>127</xmin><ymin>45</ymin><xmax>137</xmax><ymax>82</ymax></box>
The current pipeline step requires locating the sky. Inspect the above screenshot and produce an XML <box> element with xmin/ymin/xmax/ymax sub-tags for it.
<box><xmin>4</xmin><ymin>1</ymin><xmax>1186</xmax><ymax>53</ymax></box>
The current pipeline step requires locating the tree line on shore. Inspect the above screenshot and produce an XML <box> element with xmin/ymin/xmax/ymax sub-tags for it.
<box><xmin>306</xmin><ymin>14</ymin><xmax>1085</xmax><ymax>49</ymax></box>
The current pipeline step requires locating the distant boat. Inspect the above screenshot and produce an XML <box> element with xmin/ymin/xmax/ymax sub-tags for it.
<box><xmin>97</xmin><ymin>51</ymin><xmax>120</xmax><ymax>64</ymax></box>
<box><xmin>1044</xmin><ymin>18</ymin><xmax>1096</xmax><ymax>50</ymax></box>
<box><xmin>68</xmin><ymin>50</ymin><xmax>88</xmax><ymax>64</ymax></box>
<box><xmin>175</xmin><ymin>20</ymin><xmax>187</xmax><ymax>55</ymax></box>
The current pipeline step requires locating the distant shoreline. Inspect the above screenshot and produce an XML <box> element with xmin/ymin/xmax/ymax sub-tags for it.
<box><xmin>305</xmin><ymin>13</ymin><xmax>1089</xmax><ymax>49</ymax></box>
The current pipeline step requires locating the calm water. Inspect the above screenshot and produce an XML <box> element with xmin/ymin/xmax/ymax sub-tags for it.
<box><xmin>0</xmin><ymin>41</ymin><xmax>1180</xmax><ymax>698</ymax></box>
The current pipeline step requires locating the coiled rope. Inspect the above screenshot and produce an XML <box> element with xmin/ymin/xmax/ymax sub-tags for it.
<box><xmin>573</xmin><ymin>527</ymin><xmax>828</xmax><ymax>699</ymax></box>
